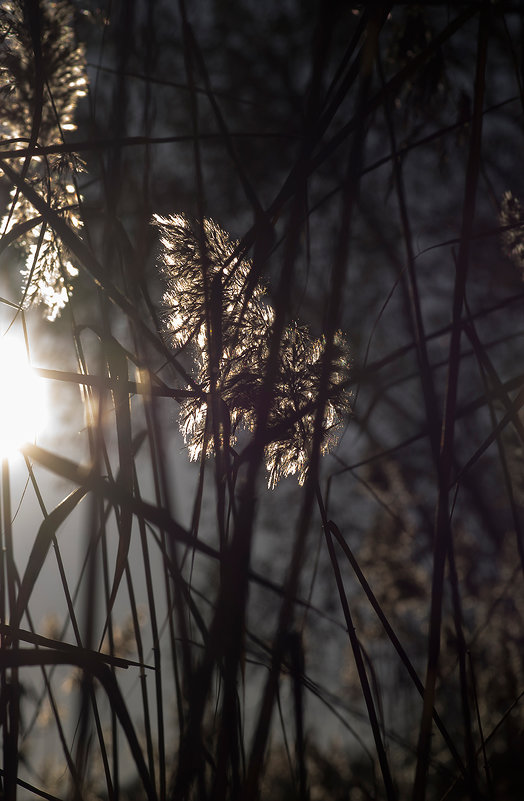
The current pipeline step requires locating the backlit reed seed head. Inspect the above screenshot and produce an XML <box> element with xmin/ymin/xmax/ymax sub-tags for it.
<box><xmin>153</xmin><ymin>213</ymin><xmax>267</xmax><ymax>351</ymax></box>
<box><xmin>156</xmin><ymin>213</ymin><xmax>351</xmax><ymax>488</ymax></box>
<box><xmin>263</xmin><ymin>325</ymin><xmax>350</xmax><ymax>489</ymax></box>
<box><xmin>0</xmin><ymin>0</ymin><xmax>87</xmax><ymax>319</ymax></box>
<box><xmin>500</xmin><ymin>191</ymin><xmax>524</xmax><ymax>273</ymax></box>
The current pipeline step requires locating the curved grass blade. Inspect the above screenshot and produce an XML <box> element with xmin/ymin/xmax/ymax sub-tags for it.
<box><xmin>12</xmin><ymin>486</ymin><xmax>88</xmax><ymax>631</ymax></box>
<box><xmin>105</xmin><ymin>337</ymin><xmax>133</xmax><ymax>615</ymax></box>
<box><xmin>0</xmin><ymin>648</ymin><xmax>157</xmax><ymax>801</ymax></box>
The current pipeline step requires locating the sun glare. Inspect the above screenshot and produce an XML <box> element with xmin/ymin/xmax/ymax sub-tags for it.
<box><xmin>0</xmin><ymin>337</ymin><xmax>47</xmax><ymax>459</ymax></box>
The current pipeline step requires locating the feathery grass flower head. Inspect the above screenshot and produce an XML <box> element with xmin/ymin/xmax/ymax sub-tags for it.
<box><xmin>156</xmin><ymin>213</ymin><xmax>351</xmax><ymax>487</ymax></box>
<box><xmin>153</xmin><ymin>213</ymin><xmax>268</xmax><ymax>352</ymax></box>
<box><xmin>500</xmin><ymin>191</ymin><xmax>524</xmax><ymax>274</ymax></box>
<box><xmin>0</xmin><ymin>0</ymin><xmax>87</xmax><ymax>319</ymax></box>
<box><xmin>263</xmin><ymin>325</ymin><xmax>350</xmax><ymax>488</ymax></box>
<box><xmin>0</xmin><ymin>0</ymin><xmax>87</xmax><ymax>141</ymax></box>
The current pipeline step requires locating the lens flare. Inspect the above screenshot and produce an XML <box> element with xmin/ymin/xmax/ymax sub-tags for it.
<box><xmin>0</xmin><ymin>337</ymin><xmax>47</xmax><ymax>458</ymax></box>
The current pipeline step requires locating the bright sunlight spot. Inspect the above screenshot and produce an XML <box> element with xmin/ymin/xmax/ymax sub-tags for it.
<box><xmin>0</xmin><ymin>337</ymin><xmax>47</xmax><ymax>459</ymax></box>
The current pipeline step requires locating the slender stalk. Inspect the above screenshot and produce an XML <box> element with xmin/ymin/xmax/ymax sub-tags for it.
<box><xmin>412</xmin><ymin>8</ymin><xmax>489</xmax><ymax>800</ymax></box>
<box><xmin>326</xmin><ymin>520</ymin><xmax>466</xmax><ymax>777</ymax></box>
<box><xmin>316</xmin><ymin>488</ymin><xmax>397</xmax><ymax>801</ymax></box>
<box><xmin>2</xmin><ymin>458</ymin><xmax>19</xmax><ymax>801</ymax></box>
